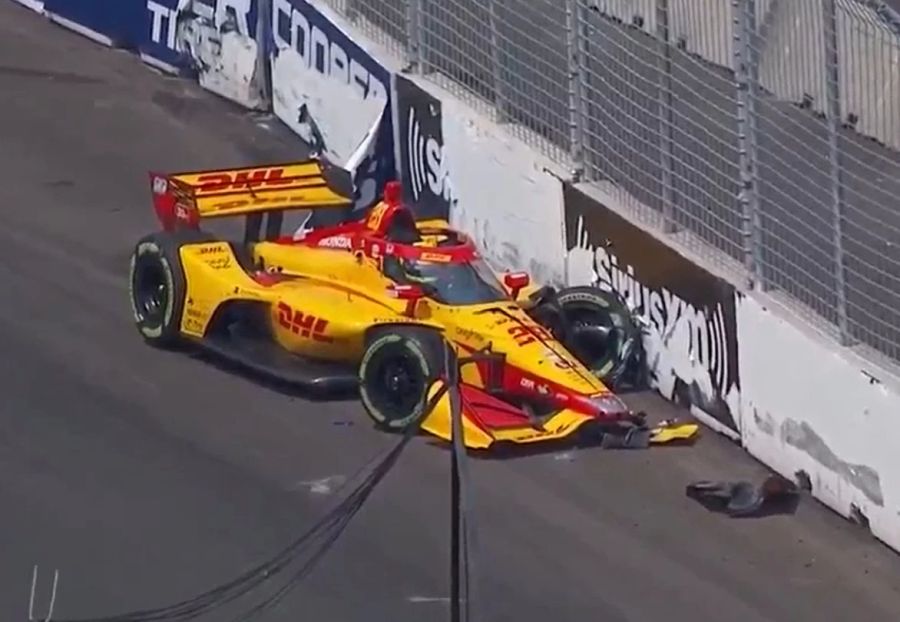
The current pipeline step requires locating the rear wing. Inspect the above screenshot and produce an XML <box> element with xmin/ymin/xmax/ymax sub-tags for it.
<box><xmin>149</xmin><ymin>157</ymin><xmax>354</xmax><ymax>231</ymax></box>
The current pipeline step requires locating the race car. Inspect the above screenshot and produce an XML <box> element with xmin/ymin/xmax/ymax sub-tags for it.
<box><xmin>128</xmin><ymin>157</ymin><xmax>698</xmax><ymax>450</ymax></box>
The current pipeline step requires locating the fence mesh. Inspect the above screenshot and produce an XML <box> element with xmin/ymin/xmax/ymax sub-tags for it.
<box><xmin>326</xmin><ymin>0</ymin><xmax>900</xmax><ymax>367</ymax></box>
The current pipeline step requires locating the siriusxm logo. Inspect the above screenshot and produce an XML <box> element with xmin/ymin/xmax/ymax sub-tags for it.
<box><xmin>406</xmin><ymin>106</ymin><xmax>453</xmax><ymax>203</ymax></box>
<box><xmin>271</xmin><ymin>0</ymin><xmax>387</xmax><ymax>105</ymax></box>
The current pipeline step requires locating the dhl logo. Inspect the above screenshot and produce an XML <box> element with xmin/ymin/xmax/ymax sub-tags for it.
<box><xmin>194</xmin><ymin>168</ymin><xmax>293</xmax><ymax>195</ymax></box>
<box><xmin>507</xmin><ymin>324</ymin><xmax>572</xmax><ymax>369</ymax></box>
<box><xmin>507</xmin><ymin>324</ymin><xmax>554</xmax><ymax>347</ymax></box>
<box><xmin>276</xmin><ymin>302</ymin><xmax>333</xmax><ymax>342</ymax></box>
<box><xmin>208</xmin><ymin>193</ymin><xmax>310</xmax><ymax>212</ymax></box>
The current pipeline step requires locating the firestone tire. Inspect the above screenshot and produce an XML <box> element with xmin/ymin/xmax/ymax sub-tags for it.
<box><xmin>128</xmin><ymin>229</ymin><xmax>215</xmax><ymax>348</ymax></box>
<box><xmin>358</xmin><ymin>327</ymin><xmax>445</xmax><ymax>432</ymax></box>
<box><xmin>551</xmin><ymin>286</ymin><xmax>645</xmax><ymax>389</ymax></box>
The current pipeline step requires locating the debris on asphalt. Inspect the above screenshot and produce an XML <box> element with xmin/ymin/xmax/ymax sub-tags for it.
<box><xmin>597</xmin><ymin>418</ymin><xmax>700</xmax><ymax>450</ymax></box>
<box><xmin>685</xmin><ymin>474</ymin><xmax>800</xmax><ymax>517</ymax></box>
<box><xmin>291</xmin><ymin>475</ymin><xmax>347</xmax><ymax>495</ymax></box>
<box><xmin>600</xmin><ymin>427</ymin><xmax>651</xmax><ymax>449</ymax></box>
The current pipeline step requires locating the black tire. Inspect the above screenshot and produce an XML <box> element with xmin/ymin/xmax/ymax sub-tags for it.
<box><xmin>358</xmin><ymin>327</ymin><xmax>445</xmax><ymax>431</ymax></box>
<box><xmin>550</xmin><ymin>286</ymin><xmax>645</xmax><ymax>388</ymax></box>
<box><xmin>128</xmin><ymin>229</ymin><xmax>216</xmax><ymax>347</ymax></box>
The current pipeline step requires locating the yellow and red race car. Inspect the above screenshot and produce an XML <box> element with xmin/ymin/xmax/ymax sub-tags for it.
<box><xmin>129</xmin><ymin>157</ymin><xmax>698</xmax><ymax>450</ymax></box>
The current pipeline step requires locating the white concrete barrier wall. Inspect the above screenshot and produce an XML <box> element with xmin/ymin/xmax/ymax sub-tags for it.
<box><xmin>737</xmin><ymin>294</ymin><xmax>900</xmax><ymax>551</ymax></box>
<box><xmin>439</xmin><ymin>95</ymin><xmax>568</xmax><ymax>288</ymax></box>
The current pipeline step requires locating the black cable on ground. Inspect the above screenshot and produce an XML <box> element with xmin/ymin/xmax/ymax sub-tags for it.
<box><xmin>53</xmin><ymin>451</ymin><xmax>385</xmax><ymax>622</ymax></box>
<box><xmin>53</xmin><ymin>382</ymin><xmax>447</xmax><ymax>622</ymax></box>
<box><xmin>227</xmin><ymin>430</ymin><xmax>415</xmax><ymax>622</ymax></box>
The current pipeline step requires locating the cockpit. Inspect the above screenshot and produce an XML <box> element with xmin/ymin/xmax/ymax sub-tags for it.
<box><xmin>360</xmin><ymin>184</ymin><xmax>510</xmax><ymax>305</ymax></box>
<box><xmin>381</xmin><ymin>255</ymin><xmax>508</xmax><ymax>305</ymax></box>
<box><xmin>288</xmin><ymin>180</ymin><xmax>513</xmax><ymax>306</ymax></box>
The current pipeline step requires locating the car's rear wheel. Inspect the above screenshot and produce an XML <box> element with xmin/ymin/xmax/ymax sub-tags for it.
<box><xmin>358</xmin><ymin>327</ymin><xmax>445</xmax><ymax>431</ymax></box>
<box><xmin>129</xmin><ymin>229</ymin><xmax>215</xmax><ymax>347</ymax></box>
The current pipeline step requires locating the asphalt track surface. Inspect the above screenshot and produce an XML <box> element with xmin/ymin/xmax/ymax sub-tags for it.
<box><xmin>2</xmin><ymin>4</ymin><xmax>900</xmax><ymax>621</ymax></box>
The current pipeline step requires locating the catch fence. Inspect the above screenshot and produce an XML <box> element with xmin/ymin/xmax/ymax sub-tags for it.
<box><xmin>323</xmin><ymin>0</ymin><xmax>900</xmax><ymax>367</ymax></box>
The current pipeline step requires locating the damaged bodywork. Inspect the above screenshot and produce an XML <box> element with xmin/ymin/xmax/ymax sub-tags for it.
<box><xmin>173</xmin><ymin>0</ymin><xmax>268</xmax><ymax>110</ymax></box>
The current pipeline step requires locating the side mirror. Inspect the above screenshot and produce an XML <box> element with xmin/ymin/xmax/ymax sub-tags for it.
<box><xmin>389</xmin><ymin>284</ymin><xmax>425</xmax><ymax>317</ymax></box>
<box><xmin>503</xmin><ymin>271</ymin><xmax>530</xmax><ymax>299</ymax></box>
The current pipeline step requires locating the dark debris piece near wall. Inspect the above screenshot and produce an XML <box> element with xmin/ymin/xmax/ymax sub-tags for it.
<box><xmin>686</xmin><ymin>475</ymin><xmax>801</xmax><ymax>517</ymax></box>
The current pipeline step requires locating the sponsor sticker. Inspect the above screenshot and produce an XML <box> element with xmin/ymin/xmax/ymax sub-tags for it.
<box><xmin>318</xmin><ymin>236</ymin><xmax>352</xmax><ymax>249</ymax></box>
<box><xmin>195</xmin><ymin>168</ymin><xmax>291</xmax><ymax>195</ymax></box>
<box><xmin>420</xmin><ymin>251</ymin><xmax>452</xmax><ymax>263</ymax></box>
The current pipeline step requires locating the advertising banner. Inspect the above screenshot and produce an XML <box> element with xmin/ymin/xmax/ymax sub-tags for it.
<box><xmin>140</xmin><ymin>0</ymin><xmax>267</xmax><ymax>109</ymax></box>
<box><xmin>268</xmin><ymin>0</ymin><xmax>395</xmax><ymax>214</ymax></box>
<box><xmin>392</xmin><ymin>74</ymin><xmax>454</xmax><ymax>221</ymax></box>
<box><xmin>564</xmin><ymin>183</ymin><xmax>742</xmax><ymax>434</ymax></box>
<box><xmin>44</xmin><ymin>0</ymin><xmax>144</xmax><ymax>48</ymax></box>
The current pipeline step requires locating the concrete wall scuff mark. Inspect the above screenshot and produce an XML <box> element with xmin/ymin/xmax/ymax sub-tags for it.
<box><xmin>782</xmin><ymin>418</ymin><xmax>884</xmax><ymax>507</ymax></box>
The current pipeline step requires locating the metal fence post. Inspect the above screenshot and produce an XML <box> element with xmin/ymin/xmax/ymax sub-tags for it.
<box><xmin>566</xmin><ymin>0</ymin><xmax>587</xmax><ymax>180</ymax></box>
<box><xmin>489</xmin><ymin>0</ymin><xmax>508</xmax><ymax>123</ymax></box>
<box><xmin>733</xmin><ymin>0</ymin><xmax>763</xmax><ymax>289</ymax></box>
<box><xmin>824</xmin><ymin>0</ymin><xmax>850</xmax><ymax>345</ymax></box>
<box><xmin>655</xmin><ymin>0</ymin><xmax>676</xmax><ymax>233</ymax></box>
<box><xmin>254</xmin><ymin>0</ymin><xmax>273</xmax><ymax>109</ymax></box>
<box><xmin>406</xmin><ymin>0</ymin><xmax>423</xmax><ymax>74</ymax></box>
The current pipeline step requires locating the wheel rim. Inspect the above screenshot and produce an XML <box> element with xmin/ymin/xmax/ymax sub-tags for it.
<box><xmin>565</xmin><ymin>308</ymin><xmax>619</xmax><ymax>373</ymax></box>
<box><xmin>367</xmin><ymin>349</ymin><xmax>426</xmax><ymax>422</ymax></box>
<box><xmin>133</xmin><ymin>254</ymin><xmax>168</xmax><ymax>325</ymax></box>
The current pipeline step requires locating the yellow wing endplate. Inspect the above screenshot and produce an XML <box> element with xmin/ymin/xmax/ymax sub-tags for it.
<box><xmin>649</xmin><ymin>421</ymin><xmax>700</xmax><ymax>444</ymax></box>
<box><xmin>167</xmin><ymin>158</ymin><xmax>354</xmax><ymax>219</ymax></box>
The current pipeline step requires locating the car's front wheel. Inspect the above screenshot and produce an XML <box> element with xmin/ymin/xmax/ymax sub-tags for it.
<box><xmin>358</xmin><ymin>327</ymin><xmax>445</xmax><ymax>431</ymax></box>
<box><xmin>541</xmin><ymin>286</ymin><xmax>645</xmax><ymax>389</ymax></box>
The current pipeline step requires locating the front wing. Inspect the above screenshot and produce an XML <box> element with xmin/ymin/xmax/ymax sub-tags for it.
<box><xmin>420</xmin><ymin>381</ymin><xmax>699</xmax><ymax>451</ymax></box>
